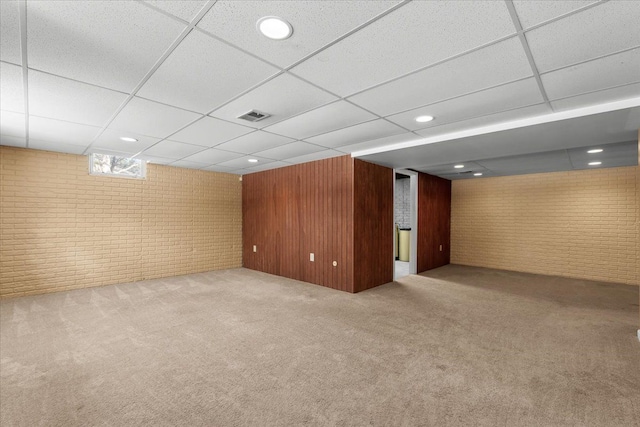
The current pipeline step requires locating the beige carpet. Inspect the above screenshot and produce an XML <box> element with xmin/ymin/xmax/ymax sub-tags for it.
<box><xmin>1</xmin><ymin>265</ymin><xmax>638</xmax><ymax>426</ymax></box>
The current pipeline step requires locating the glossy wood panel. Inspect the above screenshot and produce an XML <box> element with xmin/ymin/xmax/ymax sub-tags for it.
<box><xmin>243</xmin><ymin>155</ymin><xmax>354</xmax><ymax>292</ymax></box>
<box><xmin>353</xmin><ymin>159</ymin><xmax>394</xmax><ymax>292</ymax></box>
<box><xmin>417</xmin><ymin>172</ymin><xmax>452</xmax><ymax>273</ymax></box>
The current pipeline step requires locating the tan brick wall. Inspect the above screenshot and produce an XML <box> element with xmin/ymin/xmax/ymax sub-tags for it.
<box><xmin>0</xmin><ymin>146</ymin><xmax>242</xmax><ymax>298</ymax></box>
<box><xmin>451</xmin><ymin>166</ymin><xmax>639</xmax><ymax>286</ymax></box>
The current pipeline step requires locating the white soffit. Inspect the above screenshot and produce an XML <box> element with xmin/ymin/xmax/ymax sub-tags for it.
<box><xmin>352</xmin><ymin>97</ymin><xmax>640</xmax><ymax>158</ymax></box>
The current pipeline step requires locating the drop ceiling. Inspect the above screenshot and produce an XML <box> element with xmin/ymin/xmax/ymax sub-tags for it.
<box><xmin>0</xmin><ymin>0</ymin><xmax>638</xmax><ymax>176</ymax></box>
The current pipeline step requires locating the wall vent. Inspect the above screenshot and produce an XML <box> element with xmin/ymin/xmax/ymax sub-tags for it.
<box><xmin>237</xmin><ymin>110</ymin><xmax>270</xmax><ymax>122</ymax></box>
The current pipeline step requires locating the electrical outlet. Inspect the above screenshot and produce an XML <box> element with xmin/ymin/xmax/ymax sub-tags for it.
<box><xmin>310</xmin><ymin>253</ymin><xmax>314</xmax><ymax>262</ymax></box>
<box><xmin>253</xmin><ymin>245</ymin><xmax>257</xmax><ymax>253</ymax></box>
<box><xmin>439</xmin><ymin>245</ymin><xmax>443</xmax><ymax>251</ymax></box>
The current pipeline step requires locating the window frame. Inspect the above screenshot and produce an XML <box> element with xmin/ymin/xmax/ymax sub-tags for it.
<box><xmin>88</xmin><ymin>153</ymin><xmax>146</xmax><ymax>180</ymax></box>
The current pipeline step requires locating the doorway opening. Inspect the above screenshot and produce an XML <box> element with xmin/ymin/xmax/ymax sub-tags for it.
<box><xmin>393</xmin><ymin>170</ymin><xmax>418</xmax><ymax>280</ymax></box>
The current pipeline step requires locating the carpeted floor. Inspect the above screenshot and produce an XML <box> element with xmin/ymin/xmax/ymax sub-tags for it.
<box><xmin>1</xmin><ymin>265</ymin><xmax>638</xmax><ymax>426</ymax></box>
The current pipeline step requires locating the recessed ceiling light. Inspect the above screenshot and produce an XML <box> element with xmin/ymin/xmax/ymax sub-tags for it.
<box><xmin>257</xmin><ymin>16</ymin><xmax>293</xmax><ymax>40</ymax></box>
<box><xmin>587</xmin><ymin>148</ymin><xmax>603</xmax><ymax>154</ymax></box>
<box><xmin>454</xmin><ymin>164</ymin><xmax>464</xmax><ymax>169</ymax></box>
<box><xmin>415</xmin><ymin>115</ymin><xmax>434</xmax><ymax>123</ymax></box>
<box><xmin>473</xmin><ymin>173</ymin><xmax>483</xmax><ymax>176</ymax></box>
<box><xmin>248</xmin><ymin>159</ymin><xmax>259</xmax><ymax>163</ymax></box>
<box><xmin>120</xmin><ymin>136</ymin><xmax>138</xmax><ymax>142</ymax></box>
<box><xmin>588</xmin><ymin>161</ymin><xmax>602</xmax><ymax>166</ymax></box>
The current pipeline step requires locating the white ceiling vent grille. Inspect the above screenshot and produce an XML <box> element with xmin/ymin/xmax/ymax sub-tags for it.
<box><xmin>237</xmin><ymin>110</ymin><xmax>271</xmax><ymax>122</ymax></box>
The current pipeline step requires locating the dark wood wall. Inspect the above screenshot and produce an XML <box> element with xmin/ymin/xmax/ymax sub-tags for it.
<box><xmin>353</xmin><ymin>159</ymin><xmax>394</xmax><ymax>292</ymax></box>
<box><xmin>417</xmin><ymin>172</ymin><xmax>452</xmax><ymax>273</ymax></box>
<box><xmin>242</xmin><ymin>155</ymin><xmax>355</xmax><ymax>292</ymax></box>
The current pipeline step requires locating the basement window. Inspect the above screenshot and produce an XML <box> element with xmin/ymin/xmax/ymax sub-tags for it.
<box><xmin>89</xmin><ymin>153</ymin><xmax>146</xmax><ymax>179</ymax></box>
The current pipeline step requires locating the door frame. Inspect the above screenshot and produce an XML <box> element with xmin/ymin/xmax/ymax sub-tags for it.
<box><xmin>393</xmin><ymin>168</ymin><xmax>418</xmax><ymax>278</ymax></box>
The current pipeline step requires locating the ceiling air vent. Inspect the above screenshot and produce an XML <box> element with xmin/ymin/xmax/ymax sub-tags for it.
<box><xmin>237</xmin><ymin>110</ymin><xmax>270</xmax><ymax>122</ymax></box>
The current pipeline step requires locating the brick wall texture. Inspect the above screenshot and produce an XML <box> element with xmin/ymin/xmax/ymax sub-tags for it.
<box><xmin>451</xmin><ymin>166</ymin><xmax>639</xmax><ymax>286</ymax></box>
<box><xmin>0</xmin><ymin>147</ymin><xmax>242</xmax><ymax>298</ymax></box>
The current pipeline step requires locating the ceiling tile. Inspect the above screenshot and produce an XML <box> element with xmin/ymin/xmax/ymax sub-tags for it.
<box><xmin>197</xmin><ymin>0</ymin><xmax>399</xmax><ymax>68</ymax></box>
<box><xmin>137</xmin><ymin>31</ymin><xmax>279</xmax><ymax>113</ymax></box>
<box><xmin>214</xmin><ymin>131</ymin><xmax>293</xmax><ymax>154</ymax></box>
<box><xmin>253</xmin><ymin>141</ymin><xmax>325</xmax><ymax>161</ymax></box>
<box><xmin>0</xmin><ymin>135</ymin><xmax>27</xmax><ymax>148</ymax></box>
<box><xmin>141</xmin><ymin>140</ymin><xmax>205</xmax><ymax>159</ymax></box>
<box><xmin>27</xmin><ymin>1</ymin><xmax>186</xmax><ymax>92</ymax></box>
<box><xmin>169</xmin><ymin>116</ymin><xmax>253</xmax><ymax>147</ymax></box>
<box><xmin>29</xmin><ymin>70</ymin><xmax>128</xmax><ymax>127</ymax></box>
<box><xmin>335</xmin><ymin>132</ymin><xmax>418</xmax><ymax>154</ymax></box>
<box><xmin>282</xmin><ymin>149</ymin><xmax>345</xmax><ymax>165</ymax></box>
<box><xmin>414</xmin><ymin>104</ymin><xmax>552</xmax><ymax>139</ymax></box>
<box><xmin>263</xmin><ymin>101</ymin><xmax>376</xmax><ymax>140</ymax></box>
<box><xmin>305</xmin><ymin>119</ymin><xmax>406</xmax><ymax>149</ymax></box>
<box><xmin>134</xmin><ymin>154</ymin><xmax>175</xmax><ymax>165</ymax></box>
<box><xmin>290</xmin><ymin>1</ymin><xmax>516</xmax><ymax>96</ymax></box>
<box><xmin>29</xmin><ymin>116</ymin><xmax>100</xmax><ymax>146</ymax></box>
<box><xmin>306</xmin><ymin>119</ymin><xmax>406</xmax><ymax>148</ymax></box>
<box><xmin>109</xmin><ymin>97</ymin><xmax>201</xmax><ymax>139</ymax></box>
<box><xmin>181</xmin><ymin>148</ymin><xmax>244</xmax><ymax>164</ymax></box>
<box><xmin>0</xmin><ymin>111</ymin><xmax>25</xmax><ymax>138</ymax></box>
<box><xmin>525</xmin><ymin>1</ymin><xmax>640</xmax><ymax>73</ymax></box>
<box><xmin>388</xmin><ymin>78</ymin><xmax>544</xmax><ymax>131</ymax></box>
<box><xmin>550</xmin><ymin>83</ymin><xmax>640</xmax><ymax>111</ymax></box>
<box><xmin>0</xmin><ymin>1</ymin><xmax>21</xmax><ymax>65</ymax></box>
<box><xmin>215</xmin><ymin>155</ymin><xmax>275</xmax><ymax>169</ymax></box>
<box><xmin>244</xmin><ymin>161</ymin><xmax>292</xmax><ymax>173</ymax></box>
<box><xmin>92</xmin><ymin>129</ymin><xmax>159</xmax><ymax>155</ymax></box>
<box><xmin>143</xmin><ymin>1</ymin><xmax>207</xmax><ymax>22</ymax></box>
<box><xmin>349</xmin><ymin>37</ymin><xmax>532</xmax><ymax>116</ymax></box>
<box><xmin>169</xmin><ymin>159</ymin><xmax>210</xmax><ymax>169</ymax></box>
<box><xmin>0</xmin><ymin>62</ymin><xmax>24</xmax><ymax>113</ymax></box>
<box><xmin>29</xmin><ymin>139</ymin><xmax>89</xmax><ymax>155</ymax></box>
<box><xmin>202</xmin><ymin>164</ymin><xmax>240</xmax><ymax>173</ymax></box>
<box><xmin>541</xmin><ymin>48</ymin><xmax>640</xmax><ymax>101</ymax></box>
<box><xmin>209</xmin><ymin>73</ymin><xmax>338</xmax><ymax>128</ymax></box>
<box><xmin>512</xmin><ymin>0</ymin><xmax>597</xmax><ymax>29</ymax></box>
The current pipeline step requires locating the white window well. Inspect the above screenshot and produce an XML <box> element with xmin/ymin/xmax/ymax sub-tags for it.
<box><xmin>89</xmin><ymin>153</ymin><xmax>146</xmax><ymax>179</ymax></box>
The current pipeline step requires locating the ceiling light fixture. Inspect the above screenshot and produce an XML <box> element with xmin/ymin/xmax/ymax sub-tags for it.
<box><xmin>248</xmin><ymin>159</ymin><xmax>259</xmax><ymax>163</ymax></box>
<box><xmin>454</xmin><ymin>164</ymin><xmax>464</xmax><ymax>169</ymax></box>
<box><xmin>120</xmin><ymin>137</ymin><xmax>138</xmax><ymax>142</ymax></box>
<box><xmin>588</xmin><ymin>161</ymin><xmax>602</xmax><ymax>166</ymax></box>
<box><xmin>415</xmin><ymin>115</ymin><xmax>434</xmax><ymax>123</ymax></box>
<box><xmin>473</xmin><ymin>173</ymin><xmax>483</xmax><ymax>176</ymax></box>
<box><xmin>257</xmin><ymin>16</ymin><xmax>293</xmax><ymax>40</ymax></box>
<box><xmin>587</xmin><ymin>148</ymin><xmax>603</xmax><ymax>154</ymax></box>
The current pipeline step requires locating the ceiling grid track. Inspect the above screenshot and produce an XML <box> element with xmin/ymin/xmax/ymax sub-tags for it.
<box><xmin>82</xmin><ymin>0</ymin><xmax>218</xmax><ymax>156</ymax></box>
<box><xmin>18</xmin><ymin>0</ymin><xmax>29</xmax><ymax>147</ymax></box>
<box><xmin>504</xmin><ymin>0</ymin><xmax>551</xmax><ymax>110</ymax></box>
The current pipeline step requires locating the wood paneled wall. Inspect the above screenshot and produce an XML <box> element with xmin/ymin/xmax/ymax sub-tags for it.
<box><xmin>417</xmin><ymin>172</ymin><xmax>452</xmax><ymax>273</ymax></box>
<box><xmin>243</xmin><ymin>155</ymin><xmax>355</xmax><ymax>292</ymax></box>
<box><xmin>243</xmin><ymin>155</ymin><xmax>394</xmax><ymax>293</ymax></box>
<box><xmin>353</xmin><ymin>159</ymin><xmax>394</xmax><ymax>292</ymax></box>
